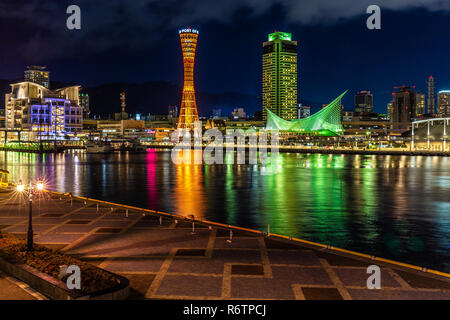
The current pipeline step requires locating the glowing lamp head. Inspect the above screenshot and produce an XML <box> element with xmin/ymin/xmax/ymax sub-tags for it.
<box><xmin>36</xmin><ymin>183</ymin><xmax>44</xmax><ymax>191</ymax></box>
<box><xmin>17</xmin><ymin>184</ymin><xmax>25</xmax><ymax>192</ymax></box>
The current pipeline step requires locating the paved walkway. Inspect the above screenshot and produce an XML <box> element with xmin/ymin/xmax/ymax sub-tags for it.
<box><xmin>0</xmin><ymin>271</ymin><xmax>45</xmax><ymax>300</ymax></box>
<box><xmin>0</xmin><ymin>189</ymin><xmax>450</xmax><ymax>300</ymax></box>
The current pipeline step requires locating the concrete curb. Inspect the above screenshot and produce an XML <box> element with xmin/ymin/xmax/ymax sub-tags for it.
<box><xmin>0</xmin><ymin>257</ymin><xmax>130</xmax><ymax>300</ymax></box>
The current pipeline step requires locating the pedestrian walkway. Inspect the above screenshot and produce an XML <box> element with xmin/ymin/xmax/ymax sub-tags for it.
<box><xmin>0</xmin><ymin>189</ymin><xmax>450</xmax><ymax>300</ymax></box>
<box><xmin>0</xmin><ymin>271</ymin><xmax>46</xmax><ymax>300</ymax></box>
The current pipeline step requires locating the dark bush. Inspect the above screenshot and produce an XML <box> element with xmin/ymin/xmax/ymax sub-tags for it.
<box><xmin>0</xmin><ymin>233</ymin><xmax>119</xmax><ymax>295</ymax></box>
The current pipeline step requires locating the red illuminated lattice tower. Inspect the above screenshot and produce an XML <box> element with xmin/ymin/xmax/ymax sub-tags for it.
<box><xmin>177</xmin><ymin>28</ymin><xmax>199</xmax><ymax>130</ymax></box>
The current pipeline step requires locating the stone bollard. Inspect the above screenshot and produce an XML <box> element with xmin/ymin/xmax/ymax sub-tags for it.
<box><xmin>226</xmin><ymin>230</ymin><xmax>233</xmax><ymax>244</ymax></box>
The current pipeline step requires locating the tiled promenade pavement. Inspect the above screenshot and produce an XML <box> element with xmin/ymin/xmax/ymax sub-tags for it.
<box><xmin>1</xmin><ymin>188</ymin><xmax>450</xmax><ymax>300</ymax></box>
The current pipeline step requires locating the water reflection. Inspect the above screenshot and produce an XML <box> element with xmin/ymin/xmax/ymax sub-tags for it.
<box><xmin>0</xmin><ymin>150</ymin><xmax>449</xmax><ymax>272</ymax></box>
<box><xmin>173</xmin><ymin>150</ymin><xmax>206</xmax><ymax>218</ymax></box>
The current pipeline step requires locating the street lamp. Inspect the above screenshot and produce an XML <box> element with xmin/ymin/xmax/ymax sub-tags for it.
<box><xmin>16</xmin><ymin>180</ymin><xmax>45</xmax><ymax>252</ymax></box>
<box><xmin>16</xmin><ymin>183</ymin><xmax>25</xmax><ymax>192</ymax></box>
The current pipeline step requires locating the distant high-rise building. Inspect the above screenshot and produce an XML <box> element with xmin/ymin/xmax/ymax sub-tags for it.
<box><xmin>392</xmin><ymin>86</ymin><xmax>417</xmax><ymax>130</ymax></box>
<box><xmin>212</xmin><ymin>109</ymin><xmax>222</xmax><ymax>119</ymax></box>
<box><xmin>168</xmin><ymin>105</ymin><xmax>178</xmax><ymax>120</ymax></box>
<box><xmin>437</xmin><ymin>90</ymin><xmax>450</xmax><ymax>117</ymax></box>
<box><xmin>387</xmin><ymin>101</ymin><xmax>394</xmax><ymax>121</ymax></box>
<box><xmin>24</xmin><ymin>65</ymin><xmax>50</xmax><ymax>88</ymax></box>
<box><xmin>427</xmin><ymin>76</ymin><xmax>435</xmax><ymax>114</ymax></box>
<box><xmin>297</xmin><ymin>104</ymin><xmax>311</xmax><ymax>119</ymax></box>
<box><xmin>342</xmin><ymin>111</ymin><xmax>354</xmax><ymax>121</ymax></box>
<box><xmin>262</xmin><ymin>31</ymin><xmax>297</xmax><ymax>121</ymax></box>
<box><xmin>354</xmin><ymin>91</ymin><xmax>373</xmax><ymax>114</ymax></box>
<box><xmin>231</xmin><ymin>107</ymin><xmax>246</xmax><ymax>119</ymax></box>
<box><xmin>79</xmin><ymin>93</ymin><xmax>90</xmax><ymax>118</ymax></box>
<box><xmin>415</xmin><ymin>93</ymin><xmax>425</xmax><ymax>117</ymax></box>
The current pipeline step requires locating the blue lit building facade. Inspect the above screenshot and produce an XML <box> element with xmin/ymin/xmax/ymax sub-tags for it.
<box><xmin>4</xmin><ymin>82</ymin><xmax>83</xmax><ymax>136</ymax></box>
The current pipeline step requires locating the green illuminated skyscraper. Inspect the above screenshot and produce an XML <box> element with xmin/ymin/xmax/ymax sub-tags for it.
<box><xmin>262</xmin><ymin>31</ymin><xmax>298</xmax><ymax>120</ymax></box>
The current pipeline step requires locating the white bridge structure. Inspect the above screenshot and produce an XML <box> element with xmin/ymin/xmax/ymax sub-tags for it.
<box><xmin>411</xmin><ymin>118</ymin><xmax>450</xmax><ymax>151</ymax></box>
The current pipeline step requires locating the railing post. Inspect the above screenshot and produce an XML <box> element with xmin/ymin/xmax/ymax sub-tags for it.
<box><xmin>444</xmin><ymin>120</ymin><xmax>447</xmax><ymax>151</ymax></box>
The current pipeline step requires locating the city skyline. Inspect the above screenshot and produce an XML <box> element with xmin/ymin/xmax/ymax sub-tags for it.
<box><xmin>1</xmin><ymin>2</ymin><xmax>450</xmax><ymax>114</ymax></box>
<box><xmin>1</xmin><ymin>1</ymin><xmax>450</xmax><ymax>304</ymax></box>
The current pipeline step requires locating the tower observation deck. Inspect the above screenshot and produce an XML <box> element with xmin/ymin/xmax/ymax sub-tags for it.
<box><xmin>177</xmin><ymin>28</ymin><xmax>200</xmax><ymax>130</ymax></box>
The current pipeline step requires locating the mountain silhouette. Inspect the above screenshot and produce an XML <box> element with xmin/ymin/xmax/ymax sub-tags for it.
<box><xmin>0</xmin><ymin>79</ymin><xmax>319</xmax><ymax>117</ymax></box>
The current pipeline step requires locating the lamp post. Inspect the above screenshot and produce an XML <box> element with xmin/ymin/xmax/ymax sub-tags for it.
<box><xmin>27</xmin><ymin>189</ymin><xmax>33</xmax><ymax>251</ymax></box>
<box><xmin>17</xmin><ymin>180</ymin><xmax>44</xmax><ymax>252</ymax></box>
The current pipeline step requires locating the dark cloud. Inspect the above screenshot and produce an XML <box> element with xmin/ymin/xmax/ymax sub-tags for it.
<box><xmin>1</xmin><ymin>0</ymin><xmax>449</xmax><ymax>61</ymax></box>
<box><xmin>2</xmin><ymin>0</ymin><xmax>450</xmax><ymax>112</ymax></box>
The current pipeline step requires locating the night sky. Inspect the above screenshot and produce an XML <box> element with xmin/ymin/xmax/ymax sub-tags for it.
<box><xmin>1</xmin><ymin>0</ymin><xmax>450</xmax><ymax>114</ymax></box>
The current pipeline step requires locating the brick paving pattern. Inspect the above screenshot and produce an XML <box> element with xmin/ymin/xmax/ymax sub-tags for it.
<box><xmin>0</xmin><ymin>189</ymin><xmax>449</xmax><ymax>300</ymax></box>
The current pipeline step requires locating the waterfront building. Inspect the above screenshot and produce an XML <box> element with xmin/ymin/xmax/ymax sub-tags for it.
<box><xmin>177</xmin><ymin>28</ymin><xmax>200</xmax><ymax>130</ymax></box>
<box><xmin>4</xmin><ymin>81</ymin><xmax>83</xmax><ymax>134</ymax></box>
<box><xmin>262</xmin><ymin>31</ymin><xmax>298</xmax><ymax>121</ymax></box>
<box><xmin>204</xmin><ymin>119</ymin><xmax>226</xmax><ymax>131</ymax></box>
<box><xmin>265</xmin><ymin>91</ymin><xmax>346</xmax><ymax>136</ymax></box>
<box><xmin>342</xmin><ymin>111</ymin><xmax>354</xmax><ymax>122</ymax></box>
<box><xmin>24</xmin><ymin>65</ymin><xmax>50</xmax><ymax>89</ymax></box>
<box><xmin>354</xmin><ymin>90</ymin><xmax>373</xmax><ymax>114</ymax></box>
<box><xmin>391</xmin><ymin>86</ymin><xmax>417</xmax><ymax>131</ymax></box>
<box><xmin>427</xmin><ymin>76</ymin><xmax>435</xmax><ymax>114</ymax></box>
<box><xmin>408</xmin><ymin>118</ymin><xmax>450</xmax><ymax>151</ymax></box>
<box><xmin>84</xmin><ymin>119</ymin><xmax>150</xmax><ymax>140</ymax></box>
<box><xmin>437</xmin><ymin>90</ymin><xmax>450</xmax><ymax>117</ymax></box>
<box><xmin>342</xmin><ymin>120</ymin><xmax>391</xmax><ymax>137</ymax></box>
